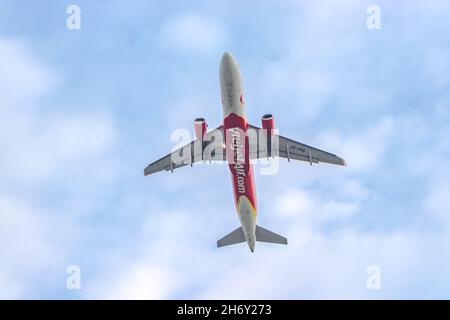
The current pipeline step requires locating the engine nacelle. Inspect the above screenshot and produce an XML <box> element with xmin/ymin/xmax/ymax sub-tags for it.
<box><xmin>194</xmin><ymin>117</ymin><xmax>208</xmax><ymax>141</ymax></box>
<box><xmin>261</xmin><ymin>114</ymin><xmax>275</xmax><ymax>157</ymax></box>
<box><xmin>261</xmin><ymin>114</ymin><xmax>275</xmax><ymax>136</ymax></box>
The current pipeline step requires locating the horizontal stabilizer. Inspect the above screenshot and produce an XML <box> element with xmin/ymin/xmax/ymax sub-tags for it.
<box><xmin>217</xmin><ymin>226</ymin><xmax>246</xmax><ymax>247</ymax></box>
<box><xmin>256</xmin><ymin>225</ymin><xmax>288</xmax><ymax>245</ymax></box>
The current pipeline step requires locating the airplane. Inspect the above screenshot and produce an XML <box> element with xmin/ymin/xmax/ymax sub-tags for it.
<box><xmin>144</xmin><ymin>52</ymin><xmax>346</xmax><ymax>252</ymax></box>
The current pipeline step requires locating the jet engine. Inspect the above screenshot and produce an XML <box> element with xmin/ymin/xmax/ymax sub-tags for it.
<box><xmin>194</xmin><ymin>117</ymin><xmax>208</xmax><ymax>141</ymax></box>
<box><xmin>261</xmin><ymin>114</ymin><xmax>275</xmax><ymax>157</ymax></box>
<box><xmin>261</xmin><ymin>114</ymin><xmax>275</xmax><ymax>136</ymax></box>
<box><xmin>194</xmin><ymin>117</ymin><xmax>208</xmax><ymax>161</ymax></box>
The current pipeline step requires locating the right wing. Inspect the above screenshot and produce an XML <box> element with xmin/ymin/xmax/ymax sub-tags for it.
<box><xmin>247</xmin><ymin>124</ymin><xmax>346</xmax><ymax>166</ymax></box>
<box><xmin>144</xmin><ymin>126</ymin><xmax>226</xmax><ymax>176</ymax></box>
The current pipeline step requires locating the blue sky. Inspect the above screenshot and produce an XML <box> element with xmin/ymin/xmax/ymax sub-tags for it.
<box><xmin>1</xmin><ymin>0</ymin><xmax>450</xmax><ymax>299</ymax></box>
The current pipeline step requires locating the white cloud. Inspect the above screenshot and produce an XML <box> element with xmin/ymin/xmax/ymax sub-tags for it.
<box><xmin>0</xmin><ymin>195</ymin><xmax>66</xmax><ymax>299</ymax></box>
<box><xmin>158</xmin><ymin>14</ymin><xmax>228</xmax><ymax>55</ymax></box>
<box><xmin>78</xmin><ymin>163</ymin><xmax>450</xmax><ymax>300</ymax></box>
<box><xmin>315</xmin><ymin>117</ymin><xmax>394</xmax><ymax>172</ymax></box>
<box><xmin>338</xmin><ymin>179</ymin><xmax>370</xmax><ymax>201</ymax></box>
<box><xmin>0</xmin><ymin>38</ymin><xmax>58</xmax><ymax>108</ymax></box>
<box><xmin>0</xmin><ymin>38</ymin><xmax>116</xmax><ymax>184</ymax></box>
<box><xmin>196</xmin><ymin>230</ymin><xmax>423</xmax><ymax>299</ymax></box>
<box><xmin>0</xmin><ymin>37</ymin><xmax>117</xmax><ymax>298</ymax></box>
<box><xmin>274</xmin><ymin>188</ymin><xmax>359</xmax><ymax>229</ymax></box>
<box><xmin>255</xmin><ymin>61</ymin><xmax>338</xmax><ymax>121</ymax></box>
<box><xmin>0</xmin><ymin>112</ymin><xmax>116</xmax><ymax>183</ymax></box>
<box><xmin>87</xmin><ymin>263</ymin><xmax>175</xmax><ymax>299</ymax></box>
<box><xmin>424</xmin><ymin>179</ymin><xmax>450</xmax><ymax>229</ymax></box>
<box><xmin>190</xmin><ymin>181</ymin><xmax>447</xmax><ymax>299</ymax></box>
<box><xmin>83</xmin><ymin>210</ymin><xmax>205</xmax><ymax>299</ymax></box>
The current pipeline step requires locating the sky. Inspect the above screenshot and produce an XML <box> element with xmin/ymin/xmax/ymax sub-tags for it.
<box><xmin>0</xmin><ymin>0</ymin><xmax>450</xmax><ymax>299</ymax></box>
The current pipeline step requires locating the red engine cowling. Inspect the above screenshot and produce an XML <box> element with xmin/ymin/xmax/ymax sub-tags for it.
<box><xmin>194</xmin><ymin>117</ymin><xmax>208</xmax><ymax>140</ymax></box>
<box><xmin>261</xmin><ymin>114</ymin><xmax>275</xmax><ymax>135</ymax></box>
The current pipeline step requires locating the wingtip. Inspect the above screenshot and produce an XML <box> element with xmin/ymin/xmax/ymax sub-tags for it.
<box><xmin>338</xmin><ymin>158</ymin><xmax>347</xmax><ymax>167</ymax></box>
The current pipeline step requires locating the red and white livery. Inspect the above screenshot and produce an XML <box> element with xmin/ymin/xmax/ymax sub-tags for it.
<box><xmin>144</xmin><ymin>52</ymin><xmax>346</xmax><ymax>252</ymax></box>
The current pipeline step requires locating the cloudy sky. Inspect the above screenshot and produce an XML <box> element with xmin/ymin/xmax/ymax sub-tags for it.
<box><xmin>1</xmin><ymin>0</ymin><xmax>450</xmax><ymax>299</ymax></box>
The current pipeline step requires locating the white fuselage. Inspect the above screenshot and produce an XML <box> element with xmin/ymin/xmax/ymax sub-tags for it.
<box><xmin>219</xmin><ymin>52</ymin><xmax>257</xmax><ymax>252</ymax></box>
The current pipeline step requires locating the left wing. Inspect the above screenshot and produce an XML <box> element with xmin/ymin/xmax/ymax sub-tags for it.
<box><xmin>247</xmin><ymin>124</ymin><xmax>346</xmax><ymax>166</ymax></box>
<box><xmin>144</xmin><ymin>126</ymin><xmax>226</xmax><ymax>176</ymax></box>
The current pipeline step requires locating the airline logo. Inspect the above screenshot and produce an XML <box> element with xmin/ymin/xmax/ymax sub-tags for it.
<box><xmin>229</xmin><ymin>127</ymin><xmax>246</xmax><ymax>194</ymax></box>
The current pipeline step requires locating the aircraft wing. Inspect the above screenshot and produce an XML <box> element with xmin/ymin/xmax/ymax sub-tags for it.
<box><xmin>247</xmin><ymin>124</ymin><xmax>346</xmax><ymax>166</ymax></box>
<box><xmin>144</xmin><ymin>126</ymin><xmax>226</xmax><ymax>176</ymax></box>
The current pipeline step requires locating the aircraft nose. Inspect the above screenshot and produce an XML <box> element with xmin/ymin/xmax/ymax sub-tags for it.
<box><xmin>221</xmin><ymin>52</ymin><xmax>236</xmax><ymax>69</ymax></box>
<box><xmin>221</xmin><ymin>51</ymin><xmax>232</xmax><ymax>62</ymax></box>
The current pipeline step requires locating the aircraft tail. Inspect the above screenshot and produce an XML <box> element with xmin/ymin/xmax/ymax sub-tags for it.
<box><xmin>217</xmin><ymin>226</ymin><xmax>246</xmax><ymax>247</ymax></box>
<box><xmin>255</xmin><ymin>225</ymin><xmax>288</xmax><ymax>245</ymax></box>
<box><xmin>217</xmin><ymin>225</ymin><xmax>288</xmax><ymax>248</ymax></box>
